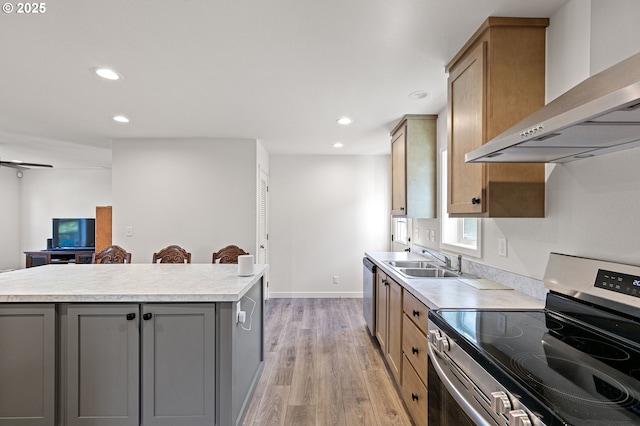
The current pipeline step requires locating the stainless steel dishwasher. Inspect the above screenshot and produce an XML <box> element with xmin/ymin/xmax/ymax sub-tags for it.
<box><xmin>362</xmin><ymin>257</ymin><xmax>376</xmax><ymax>336</ymax></box>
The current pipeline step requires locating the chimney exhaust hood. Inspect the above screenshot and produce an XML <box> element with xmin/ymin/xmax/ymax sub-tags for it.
<box><xmin>465</xmin><ymin>52</ymin><xmax>640</xmax><ymax>163</ymax></box>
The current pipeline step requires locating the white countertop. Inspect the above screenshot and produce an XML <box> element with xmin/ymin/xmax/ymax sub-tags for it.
<box><xmin>0</xmin><ymin>263</ymin><xmax>268</xmax><ymax>303</ymax></box>
<box><xmin>365</xmin><ymin>251</ymin><xmax>544</xmax><ymax>310</ymax></box>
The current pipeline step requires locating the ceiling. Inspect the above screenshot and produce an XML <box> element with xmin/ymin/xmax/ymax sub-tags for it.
<box><xmin>0</xmin><ymin>0</ymin><xmax>568</xmax><ymax>169</ymax></box>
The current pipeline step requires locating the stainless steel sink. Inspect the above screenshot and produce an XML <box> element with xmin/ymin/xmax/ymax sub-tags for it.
<box><xmin>396</xmin><ymin>268</ymin><xmax>459</xmax><ymax>278</ymax></box>
<box><xmin>384</xmin><ymin>260</ymin><xmax>439</xmax><ymax>269</ymax></box>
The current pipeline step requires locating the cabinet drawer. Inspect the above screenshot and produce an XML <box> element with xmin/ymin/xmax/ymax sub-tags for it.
<box><xmin>402</xmin><ymin>354</ymin><xmax>427</xmax><ymax>426</ymax></box>
<box><xmin>403</xmin><ymin>290</ymin><xmax>429</xmax><ymax>334</ymax></box>
<box><xmin>402</xmin><ymin>314</ymin><xmax>428</xmax><ymax>385</ymax></box>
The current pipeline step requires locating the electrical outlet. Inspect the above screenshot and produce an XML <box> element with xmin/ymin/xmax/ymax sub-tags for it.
<box><xmin>498</xmin><ymin>238</ymin><xmax>508</xmax><ymax>257</ymax></box>
<box><xmin>333</xmin><ymin>275</ymin><xmax>339</xmax><ymax>285</ymax></box>
<box><xmin>126</xmin><ymin>226</ymin><xmax>133</xmax><ymax>237</ymax></box>
<box><xmin>430</xmin><ymin>229</ymin><xmax>435</xmax><ymax>242</ymax></box>
<box><xmin>236</xmin><ymin>301</ymin><xmax>246</xmax><ymax>324</ymax></box>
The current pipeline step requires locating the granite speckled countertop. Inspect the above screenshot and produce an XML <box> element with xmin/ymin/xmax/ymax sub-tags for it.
<box><xmin>365</xmin><ymin>251</ymin><xmax>544</xmax><ymax>310</ymax></box>
<box><xmin>0</xmin><ymin>263</ymin><xmax>268</xmax><ymax>303</ymax></box>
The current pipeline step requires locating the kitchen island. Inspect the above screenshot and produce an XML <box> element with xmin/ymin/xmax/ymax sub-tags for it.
<box><xmin>0</xmin><ymin>263</ymin><xmax>268</xmax><ymax>426</ymax></box>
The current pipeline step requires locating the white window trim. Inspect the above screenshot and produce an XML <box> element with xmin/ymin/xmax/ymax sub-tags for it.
<box><xmin>440</xmin><ymin>150</ymin><xmax>482</xmax><ymax>258</ymax></box>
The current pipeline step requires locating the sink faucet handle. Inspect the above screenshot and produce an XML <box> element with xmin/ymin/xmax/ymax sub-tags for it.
<box><xmin>457</xmin><ymin>255</ymin><xmax>463</xmax><ymax>274</ymax></box>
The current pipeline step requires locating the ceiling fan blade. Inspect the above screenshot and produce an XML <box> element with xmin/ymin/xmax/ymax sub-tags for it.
<box><xmin>0</xmin><ymin>160</ymin><xmax>53</xmax><ymax>169</ymax></box>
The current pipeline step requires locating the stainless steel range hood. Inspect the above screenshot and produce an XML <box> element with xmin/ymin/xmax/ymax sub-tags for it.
<box><xmin>466</xmin><ymin>52</ymin><xmax>640</xmax><ymax>163</ymax></box>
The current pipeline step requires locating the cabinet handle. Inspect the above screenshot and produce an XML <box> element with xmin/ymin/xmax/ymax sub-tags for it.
<box><xmin>143</xmin><ymin>313</ymin><xmax>153</xmax><ymax>321</ymax></box>
<box><xmin>412</xmin><ymin>347</ymin><xmax>419</xmax><ymax>355</ymax></box>
<box><xmin>412</xmin><ymin>309</ymin><xmax>420</xmax><ymax>317</ymax></box>
<box><xmin>126</xmin><ymin>313</ymin><xmax>136</xmax><ymax>321</ymax></box>
<box><xmin>411</xmin><ymin>393</ymin><xmax>419</xmax><ymax>402</ymax></box>
<box><xmin>400</xmin><ymin>207</ymin><xmax>405</xmax><ymax>211</ymax></box>
<box><xmin>471</xmin><ymin>197</ymin><xmax>481</xmax><ymax>205</ymax></box>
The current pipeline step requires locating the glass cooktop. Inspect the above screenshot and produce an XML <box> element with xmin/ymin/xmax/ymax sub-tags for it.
<box><xmin>433</xmin><ymin>298</ymin><xmax>640</xmax><ymax>426</ymax></box>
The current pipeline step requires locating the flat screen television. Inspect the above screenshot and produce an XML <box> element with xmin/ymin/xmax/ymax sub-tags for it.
<box><xmin>52</xmin><ymin>218</ymin><xmax>96</xmax><ymax>250</ymax></box>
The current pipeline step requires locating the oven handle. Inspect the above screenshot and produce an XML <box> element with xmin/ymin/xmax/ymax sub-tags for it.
<box><xmin>428</xmin><ymin>343</ymin><xmax>494</xmax><ymax>426</ymax></box>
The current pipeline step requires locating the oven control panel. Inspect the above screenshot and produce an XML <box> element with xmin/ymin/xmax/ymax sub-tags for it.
<box><xmin>594</xmin><ymin>269</ymin><xmax>640</xmax><ymax>298</ymax></box>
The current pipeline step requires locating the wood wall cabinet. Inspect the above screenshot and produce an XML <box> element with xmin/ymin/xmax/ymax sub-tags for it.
<box><xmin>391</xmin><ymin>115</ymin><xmax>438</xmax><ymax>218</ymax></box>
<box><xmin>61</xmin><ymin>303</ymin><xmax>215</xmax><ymax>426</ymax></box>
<box><xmin>447</xmin><ymin>17</ymin><xmax>548</xmax><ymax>217</ymax></box>
<box><xmin>375</xmin><ymin>270</ymin><xmax>403</xmax><ymax>384</ymax></box>
<box><xmin>0</xmin><ymin>304</ymin><xmax>55</xmax><ymax>426</ymax></box>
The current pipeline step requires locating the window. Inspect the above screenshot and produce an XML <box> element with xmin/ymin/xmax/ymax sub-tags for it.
<box><xmin>393</xmin><ymin>217</ymin><xmax>409</xmax><ymax>244</ymax></box>
<box><xmin>440</xmin><ymin>151</ymin><xmax>481</xmax><ymax>257</ymax></box>
<box><xmin>391</xmin><ymin>217</ymin><xmax>412</xmax><ymax>252</ymax></box>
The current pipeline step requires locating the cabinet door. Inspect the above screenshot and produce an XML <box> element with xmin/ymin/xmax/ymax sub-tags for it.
<box><xmin>391</xmin><ymin>126</ymin><xmax>407</xmax><ymax>215</ymax></box>
<box><xmin>375</xmin><ymin>271</ymin><xmax>389</xmax><ymax>353</ymax></box>
<box><xmin>141</xmin><ymin>304</ymin><xmax>215</xmax><ymax>426</ymax></box>
<box><xmin>0</xmin><ymin>304</ymin><xmax>55</xmax><ymax>426</ymax></box>
<box><xmin>386</xmin><ymin>278</ymin><xmax>403</xmax><ymax>384</ymax></box>
<box><xmin>448</xmin><ymin>42</ymin><xmax>485</xmax><ymax>215</ymax></box>
<box><xmin>66</xmin><ymin>304</ymin><xmax>139</xmax><ymax>426</ymax></box>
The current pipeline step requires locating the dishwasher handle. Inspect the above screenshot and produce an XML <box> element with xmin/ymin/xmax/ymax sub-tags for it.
<box><xmin>363</xmin><ymin>257</ymin><xmax>376</xmax><ymax>273</ymax></box>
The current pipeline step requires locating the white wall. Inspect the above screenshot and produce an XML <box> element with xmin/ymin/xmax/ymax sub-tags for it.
<box><xmin>269</xmin><ymin>155</ymin><xmax>390</xmax><ymax>297</ymax></box>
<box><xmin>456</xmin><ymin>0</ymin><xmax>640</xmax><ymax>280</ymax></box>
<box><xmin>16</xmin><ymin>169</ymin><xmax>112</xmax><ymax>266</ymax></box>
<box><xmin>111</xmin><ymin>138</ymin><xmax>257</xmax><ymax>264</ymax></box>
<box><xmin>0</xmin><ymin>167</ymin><xmax>21</xmax><ymax>269</ymax></box>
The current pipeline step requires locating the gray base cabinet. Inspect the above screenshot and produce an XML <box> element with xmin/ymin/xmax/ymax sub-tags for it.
<box><xmin>141</xmin><ymin>304</ymin><xmax>215</xmax><ymax>426</ymax></box>
<box><xmin>0</xmin><ymin>277</ymin><xmax>264</xmax><ymax>426</ymax></box>
<box><xmin>64</xmin><ymin>304</ymin><xmax>140</xmax><ymax>426</ymax></box>
<box><xmin>0</xmin><ymin>304</ymin><xmax>56</xmax><ymax>426</ymax></box>
<box><xmin>62</xmin><ymin>304</ymin><xmax>215</xmax><ymax>426</ymax></box>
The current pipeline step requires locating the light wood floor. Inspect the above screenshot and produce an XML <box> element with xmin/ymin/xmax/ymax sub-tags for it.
<box><xmin>242</xmin><ymin>298</ymin><xmax>413</xmax><ymax>426</ymax></box>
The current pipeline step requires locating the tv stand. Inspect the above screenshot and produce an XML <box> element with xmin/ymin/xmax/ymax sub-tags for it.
<box><xmin>25</xmin><ymin>250</ymin><xmax>95</xmax><ymax>268</ymax></box>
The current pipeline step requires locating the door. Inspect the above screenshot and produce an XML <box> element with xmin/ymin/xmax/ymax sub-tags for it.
<box><xmin>386</xmin><ymin>278</ymin><xmax>403</xmax><ymax>384</ymax></box>
<box><xmin>66</xmin><ymin>304</ymin><xmax>139</xmax><ymax>426</ymax></box>
<box><xmin>141</xmin><ymin>304</ymin><xmax>215</xmax><ymax>426</ymax></box>
<box><xmin>258</xmin><ymin>166</ymin><xmax>269</xmax><ymax>297</ymax></box>
<box><xmin>375</xmin><ymin>271</ymin><xmax>389</xmax><ymax>353</ymax></box>
<box><xmin>0</xmin><ymin>304</ymin><xmax>55</xmax><ymax>426</ymax></box>
<box><xmin>391</xmin><ymin>217</ymin><xmax>412</xmax><ymax>252</ymax></box>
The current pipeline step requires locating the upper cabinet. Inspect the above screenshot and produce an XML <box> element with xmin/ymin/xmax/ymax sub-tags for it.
<box><xmin>391</xmin><ymin>114</ymin><xmax>437</xmax><ymax>218</ymax></box>
<box><xmin>446</xmin><ymin>17</ymin><xmax>548</xmax><ymax>217</ymax></box>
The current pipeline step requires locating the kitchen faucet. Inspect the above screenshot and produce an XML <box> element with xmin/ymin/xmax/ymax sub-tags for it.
<box><xmin>421</xmin><ymin>249</ymin><xmax>463</xmax><ymax>274</ymax></box>
<box><xmin>421</xmin><ymin>248</ymin><xmax>452</xmax><ymax>269</ymax></box>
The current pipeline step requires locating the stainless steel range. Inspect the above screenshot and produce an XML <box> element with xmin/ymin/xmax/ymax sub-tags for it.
<box><xmin>428</xmin><ymin>253</ymin><xmax>640</xmax><ymax>426</ymax></box>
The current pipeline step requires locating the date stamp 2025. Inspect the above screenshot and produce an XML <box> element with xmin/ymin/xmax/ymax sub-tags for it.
<box><xmin>3</xmin><ymin>2</ymin><xmax>47</xmax><ymax>14</ymax></box>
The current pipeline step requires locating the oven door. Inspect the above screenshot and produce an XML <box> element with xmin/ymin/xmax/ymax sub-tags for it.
<box><xmin>428</xmin><ymin>357</ymin><xmax>476</xmax><ymax>426</ymax></box>
<box><xmin>427</xmin><ymin>326</ymin><xmax>511</xmax><ymax>426</ymax></box>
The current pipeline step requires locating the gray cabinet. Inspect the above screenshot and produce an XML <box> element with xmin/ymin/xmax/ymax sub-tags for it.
<box><xmin>141</xmin><ymin>304</ymin><xmax>215</xmax><ymax>426</ymax></box>
<box><xmin>65</xmin><ymin>304</ymin><xmax>140</xmax><ymax>426</ymax></box>
<box><xmin>0</xmin><ymin>304</ymin><xmax>55</xmax><ymax>426</ymax></box>
<box><xmin>63</xmin><ymin>304</ymin><xmax>215</xmax><ymax>426</ymax></box>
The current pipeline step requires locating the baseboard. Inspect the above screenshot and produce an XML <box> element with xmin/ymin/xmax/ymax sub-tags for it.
<box><xmin>268</xmin><ymin>291</ymin><xmax>363</xmax><ymax>298</ymax></box>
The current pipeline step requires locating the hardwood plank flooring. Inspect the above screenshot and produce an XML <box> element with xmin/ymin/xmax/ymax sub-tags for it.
<box><xmin>242</xmin><ymin>298</ymin><xmax>413</xmax><ymax>426</ymax></box>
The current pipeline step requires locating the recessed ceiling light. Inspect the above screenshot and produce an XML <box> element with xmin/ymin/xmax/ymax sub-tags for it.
<box><xmin>92</xmin><ymin>67</ymin><xmax>123</xmax><ymax>81</ymax></box>
<box><xmin>113</xmin><ymin>115</ymin><xmax>130</xmax><ymax>123</ymax></box>
<box><xmin>337</xmin><ymin>116</ymin><xmax>353</xmax><ymax>125</ymax></box>
<box><xmin>333</xmin><ymin>142</ymin><xmax>344</xmax><ymax>148</ymax></box>
<box><xmin>408</xmin><ymin>90</ymin><xmax>429</xmax><ymax>100</ymax></box>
